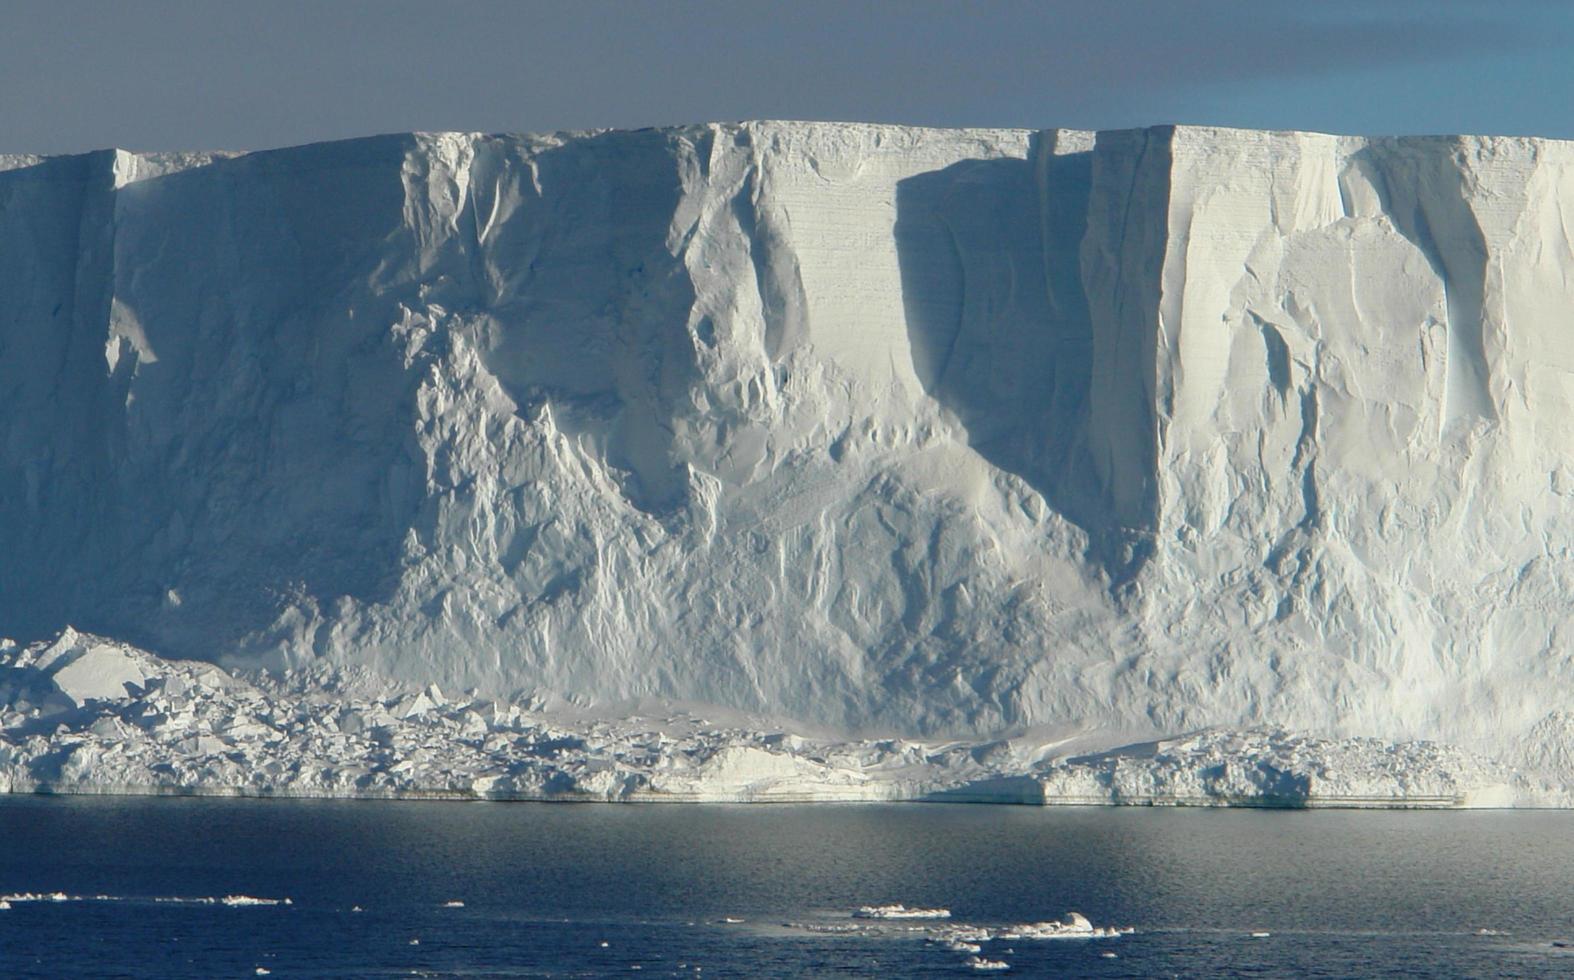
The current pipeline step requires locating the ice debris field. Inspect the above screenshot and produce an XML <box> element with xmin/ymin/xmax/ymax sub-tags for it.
<box><xmin>0</xmin><ymin>889</ymin><xmax>1125</xmax><ymax>975</ymax></box>
<box><xmin>782</xmin><ymin>907</ymin><xmax>1131</xmax><ymax>973</ymax></box>
<box><xmin>6</xmin><ymin>121</ymin><xmax>1574</xmax><ymax>805</ymax></box>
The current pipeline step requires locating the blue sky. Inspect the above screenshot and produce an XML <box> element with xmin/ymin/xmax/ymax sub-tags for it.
<box><xmin>2</xmin><ymin>0</ymin><xmax>1570</xmax><ymax>153</ymax></box>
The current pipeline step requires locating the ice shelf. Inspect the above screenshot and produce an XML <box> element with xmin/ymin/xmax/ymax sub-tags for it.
<box><xmin>5</xmin><ymin>123</ymin><xmax>1574</xmax><ymax>802</ymax></box>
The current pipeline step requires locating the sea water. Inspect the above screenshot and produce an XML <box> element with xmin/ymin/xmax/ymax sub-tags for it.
<box><xmin>0</xmin><ymin>795</ymin><xmax>1569</xmax><ymax>977</ymax></box>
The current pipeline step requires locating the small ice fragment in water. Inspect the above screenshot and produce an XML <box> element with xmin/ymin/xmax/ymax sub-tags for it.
<box><xmin>853</xmin><ymin>904</ymin><xmax>951</xmax><ymax>920</ymax></box>
<box><xmin>409</xmin><ymin>938</ymin><xmax>420</xmax><ymax>945</ymax></box>
<box><xmin>1251</xmin><ymin>931</ymin><xmax>1271</xmax><ymax>938</ymax></box>
<box><xmin>599</xmin><ymin>941</ymin><xmax>610</xmax><ymax>948</ymax></box>
<box><xmin>255</xmin><ymin>970</ymin><xmax>271</xmax><ymax>976</ymax></box>
<box><xmin>221</xmin><ymin>895</ymin><xmax>288</xmax><ymax>907</ymax></box>
<box><xmin>931</xmin><ymin>926</ymin><xmax>991</xmax><ymax>953</ymax></box>
<box><xmin>966</xmin><ymin>957</ymin><xmax>1010</xmax><ymax>971</ymax></box>
<box><xmin>442</xmin><ymin>901</ymin><xmax>465</xmax><ymax>908</ymax></box>
<box><xmin>1101</xmin><ymin>951</ymin><xmax>1118</xmax><ymax>959</ymax></box>
<box><xmin>721</xmin><ymin>917</ymin><xmax>745</xmax><ymax>924</ymax></box>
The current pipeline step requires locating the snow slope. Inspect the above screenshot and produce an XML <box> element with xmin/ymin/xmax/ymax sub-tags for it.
<box><xmin>5</xmin><ymin>122</ymin><xmax>1574</xmax><ymax>796</ymax></box>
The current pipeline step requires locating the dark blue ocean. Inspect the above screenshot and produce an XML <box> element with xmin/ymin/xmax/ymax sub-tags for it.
<box><xmin>0</xmin><ymin>795</ymin><xmax>1570</xmax><ymax>977</ymax></box>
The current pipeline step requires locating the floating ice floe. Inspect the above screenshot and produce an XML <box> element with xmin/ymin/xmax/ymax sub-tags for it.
<box><xmin>221</xmin><ymin>895</ymin><xmax>290</xmax><ymax>907</ymax></box>
<box><xmin>441</xmin><ymin>900</ymin><xmax>465</xmax><ymax>908</ymax></box>
<box><xmin>786</xmin><ymin>921</ymin><xmax>864</xmax><ymax>935</ymax></box>
<box><xmin>1</xmin><ymin>891</ymin><xmax>292</xmax><ymax>908</ymax></box>
<box><xmin>997</xmin><ymin>912</ymin><xmax>1131</xmax><ymax>941</ymax></box>
<box><xmin>853</xmin><ymin>903</ymin><xmax>951</xmax><ymax>920</ymax></box>
<box><xmin>930</xmin><ymin>924</ymin><xmax>993</xmax><ymax>954</ymax></box>
<box><xmin>788</xmin><ymin>906</ymin><xmax>1130</xmax><ymax>974</ymax></box>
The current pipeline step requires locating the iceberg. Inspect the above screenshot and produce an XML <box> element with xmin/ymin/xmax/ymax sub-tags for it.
<box><xmin>4</xmin><ymin>121</ymin><xmax>1574</xmax><ymax>802</ymax></box>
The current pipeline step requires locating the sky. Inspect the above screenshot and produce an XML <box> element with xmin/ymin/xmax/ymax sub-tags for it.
<box><xmin>2</xmin><ymin>0</ymin><xmax>1572</xmax><ymax>154</ymax></box>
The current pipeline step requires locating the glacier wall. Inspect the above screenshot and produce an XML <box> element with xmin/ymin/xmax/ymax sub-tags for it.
<box><xmin>4</xmin><ymin>122</ymin><xmax>1574</xmax><ymax>757</ymax></box>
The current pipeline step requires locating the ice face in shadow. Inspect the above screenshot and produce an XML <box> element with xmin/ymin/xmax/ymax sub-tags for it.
<box><xmin>463</xmin><ymin>129</ymin><xmax>702</xmax><ymax>514</ymax></box>
<box><xmin>0</xmin><ymin>140</ymin><xmax>433</xmax><ymax>654</ymax></box>
<box><xmin>892</xmin><ymin>129</ymin><xmax>1159</xmax><ymax>580</ymax></box>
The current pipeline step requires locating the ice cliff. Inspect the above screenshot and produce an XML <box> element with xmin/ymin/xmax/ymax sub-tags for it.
<box><xmin>5</xmin><ymin>122</ymin><xmax>1574</xmax><ymax>786</ymax></box>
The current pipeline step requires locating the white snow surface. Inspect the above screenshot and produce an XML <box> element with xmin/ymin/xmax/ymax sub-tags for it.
<box><xmin>6</xmin><ymin>122</ymin><xmax>1574</xmax><ymax>801</ymax></box>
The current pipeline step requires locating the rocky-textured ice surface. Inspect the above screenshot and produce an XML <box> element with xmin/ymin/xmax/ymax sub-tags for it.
<box><xmin>0</xmin><ymin>629</ymin><xmax>1547</xmax><ymax>805</ymax></box>
<box><xmin>8</xmin><ymin>121</ymin><xmax>1574</xmax><ymax>802</ymax></box>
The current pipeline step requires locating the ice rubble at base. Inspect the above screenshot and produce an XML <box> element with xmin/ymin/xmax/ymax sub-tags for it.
<box><xmin>0</xmin><ymin>629</ymin><xmax>1550</xmax><ymax>805</ymax></box>
<box><xmin>10</xmin><ymin>121</ymin><xmax>1574</xmax><ymax>802</ymax></box>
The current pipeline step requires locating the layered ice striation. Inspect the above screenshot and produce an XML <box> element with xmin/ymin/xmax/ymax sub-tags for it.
<box><xmin>5</xmin><ymin>122</ymin><xmax>1574</xmax><ymax>799</ymax></box>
